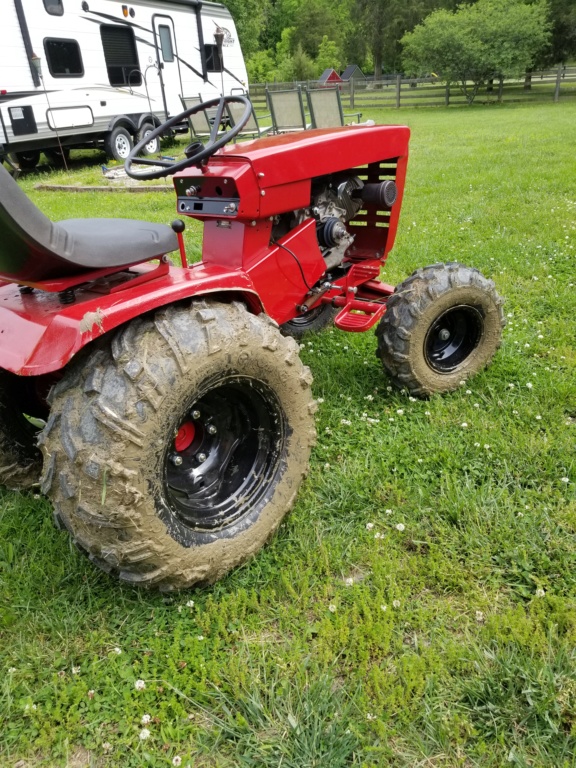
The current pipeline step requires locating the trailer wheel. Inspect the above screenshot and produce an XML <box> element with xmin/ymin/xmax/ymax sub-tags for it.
<box><xmin>41</xmin><ymin>300</ymin><xmax>316</xmax><ymax>591</ymax></box>
<box><xmin>14</xmin><ymin>150</ymin><xmax>41</xmax><ymax>170</ymax></box>
<box><xmin>376</xmin><ymin>263</ymin><xmax>505</xmax><ymax>397</ymax></box>
<box><xmin>45</xmin><ymin>147</ymin><xmax>70</xmax><ymax>167</ymax></box>
<box><xmin>138</xmin><ymin>123</ymin><xmax>160</xmax><ymax>156</ymax></box>
<box><xmin>281</xmin><ymin>304</ymin><xmax>337</xmax><ymax>339</ymax></box>
<box><xmin>0</xmin><ymin>370</ymin><xmax>44</xmax><ymax>489</ymax></box>
<box><xmin>104</xmin><ymin>127</ymin><xmax>133</xmax><ymax>161</ymax></box>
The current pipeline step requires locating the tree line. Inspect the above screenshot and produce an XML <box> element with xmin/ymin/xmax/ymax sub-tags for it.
<box><xmin>224</xmin><ymin>0</ymin><xmax>576</xmax><ymax>87</ymax></box>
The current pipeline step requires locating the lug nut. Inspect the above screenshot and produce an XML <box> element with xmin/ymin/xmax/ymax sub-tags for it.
<box><xmin>207</xmin><ymin>424</ymin><xmax>217</xmax><ymax>435</ymax></box>
<box><xmin>191</xmin><ymin>409</ymin><xmax>201</xmax><ymax>420</ymax></box>
<box><xmin>438</xmin><ymin>329</ymin><xmax>451</xmax><ymax>341</ymax></box>
<box><xmin>171</xmin><ymin>454</ymin><xmax>183</xmax><ymax>466</ymax></box>
<box><xmin>197</xmin><ymin>452</ymin><xmax>207</xmax><ymax>463</ymax></box>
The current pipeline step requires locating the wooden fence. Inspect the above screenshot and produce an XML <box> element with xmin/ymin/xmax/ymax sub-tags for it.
<box><xmin>249</xmin><ymin>67</ymin><xmax>576</xmax><ymax>113</ymax></box>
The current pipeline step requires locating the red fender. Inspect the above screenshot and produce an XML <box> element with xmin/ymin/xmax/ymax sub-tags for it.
<box><xmin>0</xmin><ymin>263</ymin><xmax>261</xmax><ymax>376</ymax></box>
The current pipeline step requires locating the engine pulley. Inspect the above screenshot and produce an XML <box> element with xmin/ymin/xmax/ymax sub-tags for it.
<box><xmin>318</xmin><ymin>217</ymin><xmax>348</xmax><ymax>248</ymax></box>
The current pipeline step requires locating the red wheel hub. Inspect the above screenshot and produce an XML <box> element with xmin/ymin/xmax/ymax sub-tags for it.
<box><xmin>174</xmin><ymin>420</ymin><xmax>196</xmax><ymax>452</ymax></box>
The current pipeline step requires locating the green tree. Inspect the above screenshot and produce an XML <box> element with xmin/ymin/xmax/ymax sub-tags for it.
<box><xmin>316</xmin><ymin>36</ymin><xmax>342</xmax><ymax>75</ymax></box>
<box><xmin>401</xmin><ymin>0</ymin><xmax>551</xmax><ymax>102</ymax></box>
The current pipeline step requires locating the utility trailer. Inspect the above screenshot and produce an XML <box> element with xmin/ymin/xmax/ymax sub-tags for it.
<box><xmin>0</xmin><ymin>0</ymin><xmax>248</xmax><ymax>168</ymax></box>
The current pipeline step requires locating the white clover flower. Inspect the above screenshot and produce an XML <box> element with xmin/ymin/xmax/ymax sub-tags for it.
<box><xmin>366</xmin><ymin>523</ymin><xmax>374</xmax><ymax>530</ymax></box>
<box><xmin>139</xmin><ymin>728</ymin><xmax>151</xmax><ymax>741</ymax></box>
<box><xmin>364</xmin><ymin>394</ymin><xmax>374</xmax><ymax>401</ymax></box>
<box><xmin>328</xmin><ymin>604</ymin><xmax>337</xmax><ymax>613</ymax></box>
<box><xmin>173</xmin><ymin>757</ymin><xmax>182</xmax><ymax>767</ymax></box>
<box><xmin>526</xmin><ymin>382</ymin><xmax>533</xmax><ymax>389</ymax></box>
<box><xmin>113</xmin><ymin>647</ymin><xmax>122</xmax><ymax>655</ymax></box>
<box><xmin>197</xmin><ymin>635</ymin><xmax>204</xmax><ymax>641</ymax></box>
<box><xmin>475</xmin><ymin>610</ymin><xmax>485</xmax><ymax>622</ymax></box>
<box><xmin>380</xmin><ymin>604</ymin><xmax>387</xmax><ymax>611</ymax></box>
<box><xmin>535</xmin><ymin>588</ymin><xmax>546</xmax><ymax>598</ymax></box>
<box><xmin>186</xmin><ymin>600</ymin><xmax>194</xmax><ymax>608</ymax></box>
<box><xmin>389</xmin><ymin>417</ymin><xmax>395</xmax><ymax>422</ymax></box>
<box><xmin>508</xmin><ymin>383</ymin><xmax>515</xmax><ymax>389</ymax></box>
<box><xmin>135</xmin><ymin>680</ymin><xmax>146</xmax><ymax>691</ymax></box>
<box><xmin>461</xmin><ymin>422</ymin><xmax>468</xmax><ymax>428</ymax></box>
<box><xmin>386</xmin><ymin>386</ymin><xmax>392</xmax><ymax>392</ymax></box>
<box><xmin>395</xmin><ymin>523</ymin><xmax>405</xmax><ymax>532</ymax></box>
<box><xmin>102</xmin><ymin>742</ymin><xmax>112</xmax><ymax>753</ymax></box>
<box><xmin>141</xmin><ymin>714</ymin><xmax>151</xmax><ymax>725</ymax></box>
<box><xmin>324</xmin><ymin>463</ymin><xmax>331</xmax><ymax>470</ymax></box>
<box><xmin>535</xmin><ymin>415</ymin><xmax>542</xmax><ymax>420</ymax></box>
<box><xmin>366</xmin><ymin>712</ymin><xmax>376</xmax><ymax>721</ymax></box>
<box><xmin>396</xmin><ymin>409</ymin><xmax>404</xmax><ymax>415</ymax></box>
<box><xmin>474</xmin><ymin>442</ymin><xmax>480</xmax><ymax>448</ymax></box>
<box><xmin>465</xmin><ymin>390</ymin><xmax>472</xmax><ymax>395</ymax></box>
<box><xmin>88</xmin><ymin>690</ymin><xmax>95</xmax><ymax>699</ymax></box>
<box><xmin>474</xmin><ymin>403</ymin><xmax>480</xmax><ymax>408</ymax></box>
<box><xmin>344</xmin><ymin>577</ymin><xmax>354</xmax><ymax>587</ymax></box>
<box><xmin>392</xmin><ymin>599</ymin><xmax>401</xmax><ymax>608</ymax></box>
<box><xmin>72</xmin><ymin>666</ymin><xmax>81</xmax><ymax>675</ymax></box>
<box><xmin>484</xmin><ymin>445</ymin><xmax>491</xmax><ymax>450</ymax></box>
<box><xmin>459</xmin><ymin>380</ymin><xmax>466</xmax><ymax>386</ymax></box>
<box><xmin>316</xmin><ymin>397</ymin><xmax>324</xmax><ymax>404</ymax></box>
<box><xmin>374</xmin><ymin>532</ymin><xmax>382</xmax><ymax>539</ymax></box>
<box><xmin>8</xmin><ymin>667</ymin><xmax>16</xmax><ymax>674</ymax></box>
<box><xmin>409</xmin><ymin>396</ymin><xmax>417</xmax><ymax>402</ymax></box>
<box><xmin>417</xmin><ymin>458</ymin><xmax>423</xmax><ymax>463</ymax></box>
<box><xmin>560</xmin><ymin>477</ymin><xmax>570</xmax><ymax>484</ymax></box>
<box><xmin>517</xmin><ymin>512</ymin><xmax>524</xmax><ymax>518</ymax></box>
<box><xmin>385</xmin><ymin>509</ymin><xmax>393</xmax><ymax>515</ymax></box>
<box><xmin>425</xmin><ymin>411</ymin><xmax>431</xmax><ymax>416</ymax></box>
<box><xmin>340</xmin><ymin>419</ymin><xmax>352</xmax><ymax>426</ymax></box>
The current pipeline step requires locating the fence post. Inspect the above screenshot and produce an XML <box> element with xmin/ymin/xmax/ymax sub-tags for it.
<box><xmin>554</xmin><ymin>66</ymin><xmax>562</xmax><ymax>102</ymax></box>
<box><xmin>498</xmin><ymin>76</ymin><xmax>504</xmax><ymax>102</ymax></box>
<box><xmin>350</xmin><ymin>77</ymin><xmax>355</xmax><ymax>110</ymax></box>
<box><xmin>445</xmin><ymin>82</ymin><xmax>450</xmax><ymax>106</ymax></box>
<box><xmin>395</xmin><ymin>75</ymin><xmax>401</xmax><ymax>108</ymax></box>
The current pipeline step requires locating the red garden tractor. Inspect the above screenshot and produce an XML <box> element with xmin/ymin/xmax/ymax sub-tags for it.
<box><xmin>0</xmin><ymin>96</ymin><xmax>504</xmax><ymax>590</ymax></box>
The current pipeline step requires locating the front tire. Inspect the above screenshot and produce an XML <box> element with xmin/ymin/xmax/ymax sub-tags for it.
<box><xmin>41</xmin><ymin>301</ymin><xmax>316</xmax><ymax>590</ymax></box>
<box><xmin>376</xmin><ymin>263</ymin><xmax>505</xmax><ymax>396</ymax></box>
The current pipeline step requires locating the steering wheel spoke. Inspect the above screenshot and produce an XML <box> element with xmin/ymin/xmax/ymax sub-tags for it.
<box><xmin>124</xmin><ymin>95</ymin><xmax>252</xmax><ymax>181</ymax></box>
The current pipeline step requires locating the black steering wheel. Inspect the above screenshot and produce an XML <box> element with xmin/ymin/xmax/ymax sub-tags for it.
<box><xmin>125</xmin><ymin>95</ymin><xmax>252</xmax><ymax>180</ymax></box>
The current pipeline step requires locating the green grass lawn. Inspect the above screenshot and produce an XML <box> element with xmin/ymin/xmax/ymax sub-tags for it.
<box><xmin>1</xmin><ymin>101</ymin><xmax>575</xmax><ymax>767</ymax></box>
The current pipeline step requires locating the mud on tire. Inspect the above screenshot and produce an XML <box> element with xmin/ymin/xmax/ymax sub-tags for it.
<box><xmin>40</xmin><ymin>300</ymin><xmax>316</xmax><ymax>591</ymax></box>
<box><xmin>376</xmin><ymin>262</ymin><xmax>505</xmax><ymax>397</ymax></box>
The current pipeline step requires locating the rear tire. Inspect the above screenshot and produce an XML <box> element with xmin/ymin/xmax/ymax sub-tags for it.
<box><xmin>45</xmin><ymin>147</ymin><xmax>70</xmax><ymax>167</ymax></box>
<box><xmin>41</xmin><ymin>301</ymin><xmax>316</xmax><ymax>590</ymax></box>
<box><xmin>0</xmin><ymin>370</ymin><xmax>44</xmax><ymax>489</ymax></box>
<box><xmin>376</xmin><ymin>263</ymin><xmax>505</xmax><ymax>397</ymax></box>
<box><xmin>281</xmin><ymin>304</ymin><xmax>337</xmax><ymax>339</ymax></box>
<box><xmin>104</xmin><ymin>127</ymin><xmax>133</xmax><ymax>161</ymax></box>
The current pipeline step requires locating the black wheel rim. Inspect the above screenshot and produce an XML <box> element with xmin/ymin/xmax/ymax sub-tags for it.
<box><xmin>424</xmin><ymin>305</ymin><xmax>484</xmax><ymax>372</ymax></box>
<box><xmin>164</xmin><ymin>376</ymin><xmax>286</xmax><ymax>531</ymax></box>
<box><xmin>286</xmin><ymin>304</ymin><xmax>328</xmax><ymax>328</ymax></box>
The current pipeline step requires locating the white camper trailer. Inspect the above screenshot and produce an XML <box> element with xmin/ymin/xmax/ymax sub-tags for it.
<box><xmin>0</xmin><ymin>0</ymin><xmax>248</xmax><ymax>168</ymax></box>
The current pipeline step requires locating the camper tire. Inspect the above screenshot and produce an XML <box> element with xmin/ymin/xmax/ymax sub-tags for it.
<box><xmin>41</xmin><ymin>300</ymin><xmax>317</xmax><ymax>591</ymax></box>
<box><xmin>15</xmin><ymin>151</ymin><xmax>40</xmax><ymax>170</ymax></box>
<box><xmin>105</xmin><ymin>127</ymin><xmax>133</xmax><ymax>161</ymax></box>
<box><xmin>138</xmin><ymin>123</ymin><xmax>160</xmax><ymax>156</ymax></box>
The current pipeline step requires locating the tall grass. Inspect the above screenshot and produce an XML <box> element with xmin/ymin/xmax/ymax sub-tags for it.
<box><xmin>1</xmin><ymin>101</ymin><xmax>575</xmax><ymax>767</ymax></box>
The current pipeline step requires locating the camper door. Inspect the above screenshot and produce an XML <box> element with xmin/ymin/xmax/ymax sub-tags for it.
<box><xmin>152</xmin><ymin>16</ymin><xmax>182</xmax><ymax>117</ymax></box>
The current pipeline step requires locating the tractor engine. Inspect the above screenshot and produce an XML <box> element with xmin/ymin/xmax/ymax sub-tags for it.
<box><xmin>271</xmin><ymin>173</ymin><xmax>397</xmax><ymax>271</ymax></box>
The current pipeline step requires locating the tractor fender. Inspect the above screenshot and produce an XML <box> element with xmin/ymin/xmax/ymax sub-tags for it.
<box><xmin>0</xmin><ymin>264</ymin><xmax>263</xmax><ymax>377</ymax></box>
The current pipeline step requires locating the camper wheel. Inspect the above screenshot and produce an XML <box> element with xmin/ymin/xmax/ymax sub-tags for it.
<box><xmin>105</xmin><ymin>127</ymin><xmax>133</xmax><ymax>162</ymax></box>
<box><xmin>138</xmin><ymin>123</ymin><xmax>160</xmax><ymax>156</ymax></box>
<box><xmin>15</xmin><ymin>150</ymin><xmax>41</xmax><ymax>170</ymax></box>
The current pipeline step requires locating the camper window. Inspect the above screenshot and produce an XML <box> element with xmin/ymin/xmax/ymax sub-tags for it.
<box><xmin>204</xmin><ymin>44</ymin><xmax>223</xmax><ymax>73</ymax></box>
<box><xmin>44</xmin><ymin>39</ymin><xmax>84</xmax><ymax>78</ymax></box>
<box><xmin>43</xmin><ymin>0</ymin><xmax>64</xmax><ymax>16</ymax></box>
<box><xmin>100</xmin><ymin>25</ymin><xmax>142</xmax><ymax>87</ymax></box>
<box><xmin>158</xmin><ymin>25</ymin><xmax>174</xmax><ymax>63</ymax></box>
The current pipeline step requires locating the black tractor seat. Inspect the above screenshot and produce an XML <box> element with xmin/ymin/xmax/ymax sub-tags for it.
<box><xmin>0</xmin><ymin>164</ymin><xmax>178</xmax><ymax>283</ymax></box>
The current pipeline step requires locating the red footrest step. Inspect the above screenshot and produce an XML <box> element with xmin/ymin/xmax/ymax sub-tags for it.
<box><xmin>333</xmin><ymin>300</ymin><xmax>387</xmax><ymax>332</ymax></box>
